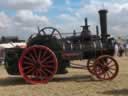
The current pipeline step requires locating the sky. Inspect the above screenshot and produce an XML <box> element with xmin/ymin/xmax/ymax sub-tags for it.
<box><xmin>0</xmin><ymin>0</ymin><xmax>128</xmax><ymax>40</ymax></box>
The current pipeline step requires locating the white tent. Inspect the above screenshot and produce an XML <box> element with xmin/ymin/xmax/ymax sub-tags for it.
<box><xmin>0</xmin><ymin>42</ymin><xmax>26</xmax><ymax>48</ymax></box>
<box><xmin>0</xmin><ymin>42</ymin><xmax>26</xmax><ymax>64</ymax></box>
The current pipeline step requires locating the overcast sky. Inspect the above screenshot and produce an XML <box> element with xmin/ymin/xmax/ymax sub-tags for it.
<box><xmin>0</xmin><ymin>0</ymin><xmax>128</xmax><ymax>40</ymax></box>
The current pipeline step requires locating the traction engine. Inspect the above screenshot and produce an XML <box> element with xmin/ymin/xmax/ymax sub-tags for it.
<box><xmin>4</xmin><ymin>9</ymin><xmax>119</xmax><ymax>84</ymax></box>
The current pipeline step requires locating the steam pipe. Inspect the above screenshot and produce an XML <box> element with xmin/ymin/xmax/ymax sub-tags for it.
<box><xmin>96</xmin><ymin>25</ymin><xmax>99</xmax><ymax>36</ymax></box>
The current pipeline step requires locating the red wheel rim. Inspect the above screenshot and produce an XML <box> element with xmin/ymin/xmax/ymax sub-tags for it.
<box><xmin>94</xmin><ymin>55</ymin><xmax>119</xmax><ymax>80</ymax></box>
<box><xmin>87</xmin><ymin>59</ymin><xmax>95</xmax><ymax>75</ymax></box>
<box><xmin>18</xmin><ymin>45</ymin><xmax>58</xmax><ymax>84</ymax></box>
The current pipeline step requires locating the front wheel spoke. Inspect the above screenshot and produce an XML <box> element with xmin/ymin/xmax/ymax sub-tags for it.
<box><xmin>106</xmin><ymin>71</ymin><xmax>110</xmax><ymax>78</ymax></box>
<box><xmin>109</xmin><ymin>67</ymin><xmax>116</xmax><ymax>71</ymax></box>
<box><xmin>109</xmin><ymin>64</ymin><xmax>115</xmax><ymax>67</ymax></box>
<box><xmin>103</xmin><ymin>72</ymin><xmax>107</xmax><ymax>79</ymax></box>
<box><xmin>96</xmin><ymin>67</ymin><xmax>102</xmax><ymax>74</ymax></box>
<box><xmin>107</xmin><ymin>60</ymin><xmax>113</xmax><ymax>65</ymax></box>
<box><xmin>108</xmin><ymin>70</ymin><xmax>114</xmax><ymax>76</ymax></box>
<box><xmin>88</xmin><ymin>65</ymin><xmax>94</xmax><ymax>67</ymax></box>
<box><xmin>100</xmin><ymin>59</ymin><xmax>105</xmax><ymax>64</ymax></box>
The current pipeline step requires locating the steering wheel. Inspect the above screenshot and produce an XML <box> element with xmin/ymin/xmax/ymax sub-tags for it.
<box><xmin>38</xmin><ymin>27</ymin><xmax>63</xmax><ymax>39</ymax></box>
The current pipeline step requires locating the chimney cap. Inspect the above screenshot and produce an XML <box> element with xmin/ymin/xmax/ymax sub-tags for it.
<box><xmin>98</xmin><ymin>9</ymin><xmax>108</xmax><ymax>13</ymax></box>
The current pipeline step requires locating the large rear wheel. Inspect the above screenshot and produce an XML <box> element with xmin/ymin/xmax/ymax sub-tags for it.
<box><xmin>18</xmin><ymin>45</ymin><xmax>58</xmax><ymax>84</ymax></box>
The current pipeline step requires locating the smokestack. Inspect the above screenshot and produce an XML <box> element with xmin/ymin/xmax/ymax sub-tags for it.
<box><xmin>98</xmin><ymin>9</ymin><xmax>108</xmax><ymax>40</ymax></box>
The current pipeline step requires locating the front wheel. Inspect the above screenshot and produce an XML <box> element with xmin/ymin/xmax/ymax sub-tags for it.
<box><xmin>87</xmin><ymin>59</ymin><xmax>95</xmax><ymax>75</ymax></box>
<box><xmin>94</xmin><ymin>55</ymin><xmax>119</xmax><ymax>80</ymax></box>
<box><xmin>18</xmin><ymin>45</ymin><xmax>58</xmax><ymax>84</ymax></box>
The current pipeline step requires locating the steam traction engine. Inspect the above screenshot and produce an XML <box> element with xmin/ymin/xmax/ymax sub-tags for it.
<box><xmin>4</xmin><ymin>9</ymin><xmax>119</xmax><ymax>84</ymax></box>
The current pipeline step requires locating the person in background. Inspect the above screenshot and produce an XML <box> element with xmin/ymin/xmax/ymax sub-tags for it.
<box><xmin>114</xmin><ymin>42</ymin><xmax>119</xmax><ymax>56</ymax></box>
<box><xmin>124</xmin><ymin>43</ymin><xmax>128</xmax><ymax>56</ymax></box>
<box><xmin>118</xmin><ymin>43</ymin><xmax>124</xmax><ymax>57</ymax></box>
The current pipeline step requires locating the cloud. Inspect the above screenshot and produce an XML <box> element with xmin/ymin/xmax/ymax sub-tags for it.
<box><xmin>0</xmin><ymin>0</ymin><xmax>52</xmax><ymax>12</ymax></box>
<box><xmin>56</xmin><ymin>0</ymin><xmax>128</xmax><ymax>38</ymax></box>
<box><xmin>65</xmin><ymin>0</ymin><xmax>70</xmax><ymax>5</ymax></box>
<box><xmin>0</xmin><ymin>10</ymin><xmax>50</xmax><ymax>39</ymax></box>
<box><xmin>0</xmin><ymin>12</ymin><xmax>11</xmax><ymax>29</ymax></box>
<box><xmin>15</xmin><ymin>10</ymin><xmax>49</xmax><ymax>27</ymax></box>
<box><xmin>0</xmin><ymin>0</ymin><xmax>128</xmax><ymax>40</ymax></box>
<box><xmin>58</xmin><ymin>14</ymin><xmax>77</xmax><ymax>22</ymax></box>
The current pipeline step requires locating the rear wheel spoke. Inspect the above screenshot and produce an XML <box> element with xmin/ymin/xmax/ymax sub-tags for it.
<box><xmin>38</xmin><ymin>49</ymin><xmax>42</xmax><ymax>60</ymax></box>
<box><xmin>45</xmin><ymin>69</ymin><xmax>53</xmax><ymax>75</ymax></box>
<box><xmin>40</xmin><ymin>55</ymin><xmax>52</xmax><ymax>64</ymax></box>
<box><xmin>33</xmin><ymin>48</ymin><xmax>38</xmax><ymax>59</ymax></box>
<box><xmin>23</xmin><ymin>66</ymin><xmax>33</xmax><ymax>70</ymax></box>
<box><xmin>25</xmin><ymin>67</ymin><xmax>35</xmax><ymax>75</ymax></box>
<box><xmin>42</xmin><ymin>51</ymin><xmax>47</xmax><ymax>58</ymax></box>
<box><xmin>45</xmin><ymin>65</ymin><xmax>54</xmax><ymax>69</ymax></box>
<box><xmin>44</xmin><ymin>60</ymin><xmax>54</xmax><ymax>64</ymax></box>
<box><xmin>24</xmin><ymin>61</ymin><xmax>34</xmax><ymax>66</ymax></box>
<box><xmin>29</xmin><ymin>53</ymin><xmax>36</xmax><ymax>63</ymax></box>
<box><xmin>40</xmin><ymin>69</ymin><xmax>48</xmax><ymax>79</ymax></box>
<box><xmin>24</xmin><ymin>56</ymin><xmax>33</xmax><ymax>62</ymax></box>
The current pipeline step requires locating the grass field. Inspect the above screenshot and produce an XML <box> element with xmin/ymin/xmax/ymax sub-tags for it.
<box><xmin>0</xmin><ymin>57</ymin><xmax>128</xmax><ymax>96</ymax></box>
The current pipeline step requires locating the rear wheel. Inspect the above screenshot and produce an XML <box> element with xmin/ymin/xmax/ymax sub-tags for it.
<box><xmin>18</xmin><ymin>45</ymin><xmax>58</xmax><ymax>84</ymax></box>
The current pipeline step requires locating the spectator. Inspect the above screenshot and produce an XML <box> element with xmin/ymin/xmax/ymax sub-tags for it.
<box><xmin>114</xmin><ymin>42</ymin><xmax>119</xmax><ymax>56</ymax></box>
<box><xmin>124</xmin><ymin>43</ymin><xmax>128</xmax><ymax>56</ymax></box>
<box><xmin>118</xmin><ymin>43</ymin><xmax>124</xmax><ymax>57</ymax></box>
